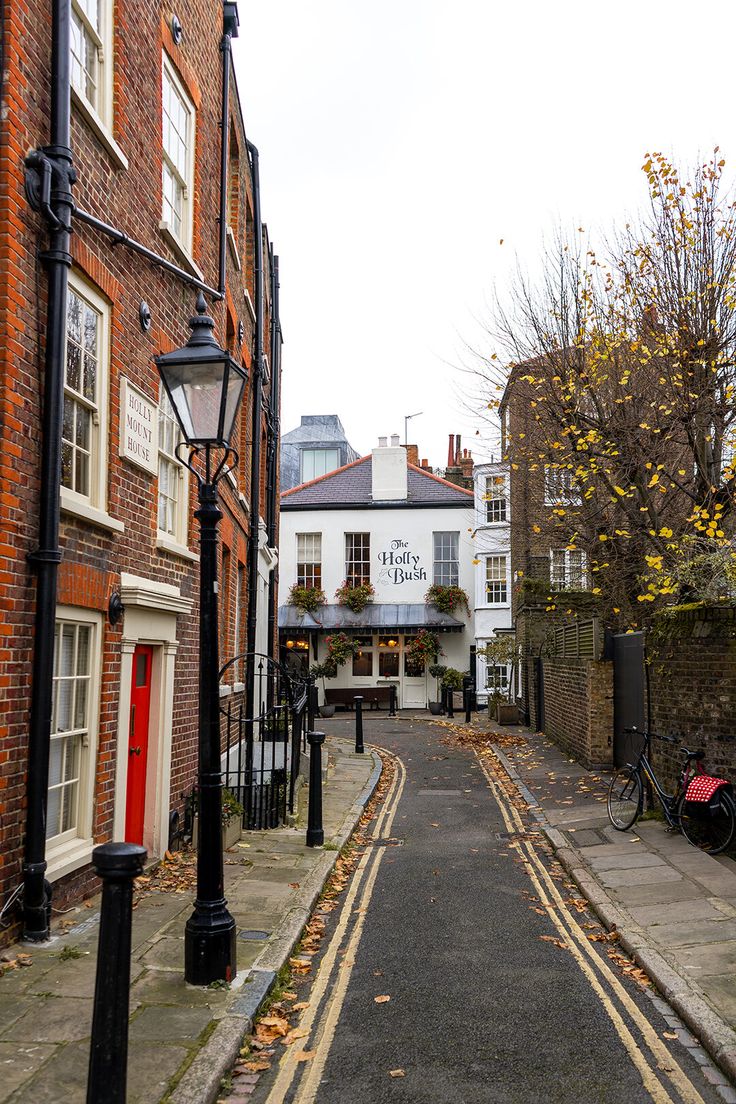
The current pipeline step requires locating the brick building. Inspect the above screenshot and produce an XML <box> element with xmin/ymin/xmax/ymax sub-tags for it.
<box><xmin>0</xmin><ymin>0</ymin><xmax>281</xmax><ymax>936</ymax></box>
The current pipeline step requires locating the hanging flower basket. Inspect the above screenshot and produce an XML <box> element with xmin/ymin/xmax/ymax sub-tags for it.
<box><xmin>288</xmin><ymin>584</ymin><xmax>327</xmax><ymax>614</ymax></box>
<box><xmin>325</xmin><ymin>632</ymin><xmax>358</xmax><ymax>667</ymax></box>
<box><xmin>406</xmin><ymin>629</ymin><xmax>440</xmax><ymax>670</ymax></box>
<box><xmin>334</xmin><ymin>581</ymin><xmax>375</xmax><ymax>613</ymax></box>
<box><xmin>424</xmin><ymin>584</ymin><xmax>470</xmax><ymax>616</ymax></box>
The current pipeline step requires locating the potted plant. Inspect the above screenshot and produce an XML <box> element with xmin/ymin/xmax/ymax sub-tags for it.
<box><xmin>441</xmin><ymin>667</ymin><xmax>464</xmax><ymax>712</ymax></box>
<box><xmin>334</xmin><ymin>580</ymin><xmax>375</xmax><ymax>613</ymax></box>
<box><xmin>193</xmin><ymin>786</ymin><xmax>245</xmax><ymax>849</ymax></box>
<box><xmin>484</xmin><ymin>637</ymin><xmax>519</xmax><ymax>724</ymax></box>
<box><xmin>222</xmin><ymin>787</ymin><xmax>245</xmax><ymax>848</ymax></box>
<box><xmin>288</xmin><ymin>583</ymin><xmax>327</xmax><ymax>615</ymax></box>
<box><xmin>425</xmin><ymin>655</ymin><xmax>446</xmax><ymax>715</ymax></box>
<box><xmin>310</xmin><ymin>660</ymin><xmax>338</xmax><ymax>716</ymax></box>
<box><xmin>424</xmin><ymin>584</ymin><xmax>470</xmax><ymax>616</ymax></box>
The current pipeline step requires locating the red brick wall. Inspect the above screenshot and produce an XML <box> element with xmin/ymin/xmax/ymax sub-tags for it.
<box><xmin>0</xmin><ymin>0</ymin><xmax>278</xmax><ymax>934</ymax></box>
<box><xmin>647</xmin><ymin>606</ymin><xmax>736</xmax><ymax>790</ymax></box>
<box><xmin>541</xmin><ymin>659</ymin><xmax>613</xmax><ymax>769</ymax></box>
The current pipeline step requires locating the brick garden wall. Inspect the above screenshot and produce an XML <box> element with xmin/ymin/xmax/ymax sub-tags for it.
<box><xmin>647</xmin><ymin>606</ymin><xmax>736</xmax><ymax>791</ymax></box>
<box><xmin>541</xmin><ymin>658</ymin><xmax>613</xmax><ymax>769</ymax></box>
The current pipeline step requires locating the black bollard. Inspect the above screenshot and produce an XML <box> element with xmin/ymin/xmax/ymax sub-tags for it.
<box><xmin>446</xmin><ymin>687</ymin><xmax>454</xmax><ymax>718</ymax></box>
<box><xmin>306</xmin><ymin>730</ymin><xmax>325</xmax><ymax>847</ymax></box>
<box><xmin>464</xmin><ymin>688</ymin><xmax>472</xmax><ymax>724</ymax></box>
<box><xmin>87</xmin><ymin>842</ymin><xmax>147</xmax><ymax>1104</ymax></box>
<box><xmin>354</xmin><ymin>696</ymin><xmax>364</xmax><ymax>754</ymax></box>
<box><xmin>389</xmin><ymin>684</ymin><xmax>397</xmax><ymax>717</ymax></box>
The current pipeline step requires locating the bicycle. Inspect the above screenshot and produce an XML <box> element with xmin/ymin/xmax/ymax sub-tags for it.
<box><xmin>607</xmin><ymin>727</ymin><xmax>736</xmax><ymax>855</ymax></box>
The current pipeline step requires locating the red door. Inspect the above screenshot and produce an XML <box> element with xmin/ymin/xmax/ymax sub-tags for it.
<box><xmin>125</xmin><ymin>645</ymin><xmax>153</xmax><ymax>845</ymax></box>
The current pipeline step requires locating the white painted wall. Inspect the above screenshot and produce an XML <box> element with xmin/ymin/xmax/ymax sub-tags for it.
<box><xmin>279</xmin><ymin>500</ymin><xmax>476</xmax><ymax>705</ymax></box>
<box><xmin>472</xmin><ymin>461</ymin><xmax>513</xmax><ymax>703</ymax></box>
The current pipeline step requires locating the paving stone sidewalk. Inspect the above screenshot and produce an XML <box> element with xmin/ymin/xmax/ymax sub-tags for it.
<box><xmin>484</xmin><ymin>720</ymin><xmax>736</xmax><ymax>1082</ymax></box>
<box><xmin>0</xmin><ymin>736</ymin><xmax>380</xmax><ymax>1104</ymax></box>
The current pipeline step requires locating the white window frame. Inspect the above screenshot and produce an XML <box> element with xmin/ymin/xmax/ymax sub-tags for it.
<box><xmin>161</xmin><ymin>54</ymin><xmax>196</xmax><ymax>257</ymax></box>
<box><xmin>433</xmin><ymin>531</ymin><xmax>459</xmax><ymax>587</ymax></box>
<box><xmin>484</xmin><ymin>474</ymin><xmax>508</xmax><ymax>524</ymax></box>
<box><xmin>60</xmin><ymin>273</ymin><xmax>120</xmax><ymax>532</ymax></box>
<box><xmin>544</xmin><ymin>465</ymin><xmax>581</xmax><ymax>505</ymax></box>
<box><xmin>485</xmin><ymin>555</ymin><xmax>509</xmax><ymax>605</ymax></box>
<box><xmin>550</xmin><ymin>548</ymin><xmax>588</xmax><ymax>590</ymax></box>
<box><xmin>486</xmin><ymin>663</ymin><xmax>510</xmax><ymax>694</ymax></box>
<box><xmin>70</xmin><ymin>0</ymin><xmax>128</xmax><ymax>169</ymax></box>
<box><xmin>157</xmin><ymin>385</ymin><xmax>190</xmax><ymax>552</ymax></box>
<box><xmin>345</xmin><ymin>532</ymin><xmax>371</xmax><ymax>587</ymax></box>
<box><xmin>46</xmin><ymin>606</ymin><xmax>103</xmax><ymax>881</ymax></box>
<box><xmin>296</xmin><ymin>533</ymin><xmax>322</xmax><ymax>589</ymax></box>
<box><xmin>300</xmin><ymin>448</ymin><xmax>340</xmax><ymax>483</ymax></box>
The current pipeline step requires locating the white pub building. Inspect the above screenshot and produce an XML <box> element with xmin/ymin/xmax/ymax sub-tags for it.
<box><xmin>278</xmin><ymin>436</ymin><xmax>476</xmax><ymax>708</ymax></box>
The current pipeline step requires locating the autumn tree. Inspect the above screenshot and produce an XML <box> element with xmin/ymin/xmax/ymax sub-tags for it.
<box><xmin>481</xmin><ymin>151</ymin><xmax>736</xmax><ymax>617</ymax></box>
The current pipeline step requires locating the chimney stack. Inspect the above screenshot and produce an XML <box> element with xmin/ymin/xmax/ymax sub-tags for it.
<box><xmin>372</xmin><ymin>435</ymin><xmax>408</xmax><ymax>501</ymax></box>
<box><xmin>403</xmin><ymin>444</ymin><xmax>419</xmax><ymax>467</ymax></box>
<box><xmin>447</xmin><ymin>434</ymin><xmax>455</xmax><ymax>468</ymax></box>
<box><xmin>460</xmin><ymin>447</ymin><xmax>473</xmax><ymax>480</ymax></box>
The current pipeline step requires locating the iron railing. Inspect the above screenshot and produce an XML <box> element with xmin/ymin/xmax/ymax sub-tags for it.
<box><xmin>219</xmin><ymin>653</ymin><xmax>307</xmax><ymax>830</ymax></box>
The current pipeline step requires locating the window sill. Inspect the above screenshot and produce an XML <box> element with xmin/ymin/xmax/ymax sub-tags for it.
<box><xmin>159</xmin><ymin>223</ymin><xmax>203</xmax><ymax>280</ymax></box>
<box><xmin>243</xmin><ymin>288</ymin><xmax>256</xmax><ymax>325</ymax></box>
<box><xmin>219</xmin><ymin>684</ymin><xmax>233</xmax><ymax>699</ymax></box>
<box><xmin>156</xmin><ymin>534</ymin><xmax>199</xmax><ymax>563</ymax></box>
<box><xmin>61</xmin><ymin>491</ymin><xmax>125</xmax><ymax>533</ymax></box>
<box><xmin>46</xmin><ymin>836</ymin><xmax>94</xmax><ymax>883</ymax></box>
<box><xmin>227</xmin><ymin>226</ymin><xmax>241</xmax><ymax>270</ymax></box>
<box><xmin>71</xmin><ymin>87</ymin><xmax>129</xmax><ymax>171</ymax></box>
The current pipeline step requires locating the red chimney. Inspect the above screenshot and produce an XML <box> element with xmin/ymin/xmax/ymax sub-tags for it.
<box><xmin>447</xmin><ymin>434</ymin><xmax>455</xmax><ymax>467</ymax></box>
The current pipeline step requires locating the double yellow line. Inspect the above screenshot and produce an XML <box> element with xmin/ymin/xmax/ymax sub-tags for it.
<box><xmin>477</xmin><ymin>751</ymin><xmax>706</xmax><ymax>1104</ymax></box>
<box><xmin>264</xmin><ymin>751</ymin><xmax>406</xmax><ymax>1104</ymax></box>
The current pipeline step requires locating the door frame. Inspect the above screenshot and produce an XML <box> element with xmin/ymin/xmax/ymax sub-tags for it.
<box><xmin>113</xmin><ymin>573</ymin><xmax>192</xmax><ymax>858</ymax></box>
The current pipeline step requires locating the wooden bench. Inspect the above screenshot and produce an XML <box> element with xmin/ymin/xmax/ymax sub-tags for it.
<box><xmin>324</xmin><ymin>687</ymin><xmax>393</xmax><ymax>711</ymax></box>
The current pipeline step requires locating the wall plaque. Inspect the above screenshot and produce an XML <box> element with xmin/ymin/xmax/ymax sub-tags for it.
<box><xmin>120</xmin><ymin>378</ymin><xmax>158</xmax><ymax>474</ymax></box>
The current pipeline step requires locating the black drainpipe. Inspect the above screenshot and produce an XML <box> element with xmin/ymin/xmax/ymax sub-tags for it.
<box><xmin>21</xmin><ymin>0</ymin><xmax>76</xmax><ymax>940</ymax></box>
<box><xmin>266</xmin><ymin>250</ymin><xmax>281</xmax><ymax>663</ymax></box>
<box><xmin>217</xmin><ymin>4</ymin><xmax>239</xmax><ymax>294</ymax></box>
<box><xmin>245</xmin><ymin>140</ymin><xmax>263</xmax><ymax>727</ymax></box>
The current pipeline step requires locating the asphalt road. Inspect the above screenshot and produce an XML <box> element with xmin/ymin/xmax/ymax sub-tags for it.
<box><xmin>252</xmin><ymin>717</ymin><xmax>729</xmax><ymax>1104</ymax></box>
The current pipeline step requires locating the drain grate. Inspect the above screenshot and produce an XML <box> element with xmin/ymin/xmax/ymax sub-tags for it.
<box><xmin>238</xmin><ymin>930</ymin><xmax>271</xmax><ymax>941</ymax></box>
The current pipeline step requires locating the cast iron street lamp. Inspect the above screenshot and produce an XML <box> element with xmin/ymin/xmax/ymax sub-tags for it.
<box><xmin>156</xmin><ymin>293</ymin><xmax>246</xmax><ymax>984</ymax></box>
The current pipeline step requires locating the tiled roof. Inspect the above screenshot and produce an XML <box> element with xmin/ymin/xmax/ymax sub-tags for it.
<box><xmin>281</xmin><ymin>457</ymin><xmax>473</xmax><ymax>509</ymax></box>
<box><xmin>278</xmin><ymin>603</ymin><xmax>465</xmax><ymax>632</ymax></box>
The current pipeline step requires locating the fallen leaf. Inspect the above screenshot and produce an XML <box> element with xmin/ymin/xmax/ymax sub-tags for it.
<box><xmin>295</xmin><ymin>1050</ymin><xmax>316</xmax><ymax>1062</ymax></box>
<box><xmin>242</xmin><ymin>1060</ymin><xmax>271</xmax><ymax>1072</ymax></box>
<box><xmin>291</xmin><ymin>1001</ymin><xmax>310</xmax><ymax>1011</ymax></box>
<box><xmin>663</xmin><ymin>1031</ymin><xmax>678</xmax><ymax>1040</ymax></box>
<box><xmin>389</xmin><ymin>1069</ymin><xmax>406</xmax><ymax>1078</ymax></box>
<box><xmin>539</xmin><ymin>935</ymin><xmax>568</xmax><ymax>950</ymax></box>
<box><xmin>374</xmin><ymin>994</ymin><xmax>391</xmax><ymax>1004</ymax></box>
<box><xmin>259</xmin><ymin>1016</ymin><xmax>290</xmax><ymax>1036</ymax></box>
<box><xmin>289</xmin><ymin>882</ymin><xmax>300</xmax><ymax>890</ymax></box>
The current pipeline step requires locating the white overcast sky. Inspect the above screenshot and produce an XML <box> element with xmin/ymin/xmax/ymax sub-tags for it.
<box><xmin>234</xmin><ymin>1</ymin><xmax>736</xmax><ymax>470</ymax></box>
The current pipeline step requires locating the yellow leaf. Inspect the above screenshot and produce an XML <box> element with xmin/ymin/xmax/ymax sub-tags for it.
<box><xmin>374</xmin><ymin>995</ymin><xmax>391</xmax><ymax>1004</ymax></box>
<box><xmin>389</xmin><ymin>1069</ymin><xmax>406</xmax><ymax>1078</ymax></box>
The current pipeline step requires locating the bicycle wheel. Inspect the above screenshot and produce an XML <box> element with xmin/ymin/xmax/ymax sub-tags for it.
<box><xmin>607</xmin><ymin>767</ymin><xmax>643</xmax><ymax>831</ymax></box>
<box><xmin>678</xmin><ymin>789</ymin><xmax>736</xmax><ymax>855</ymax></box>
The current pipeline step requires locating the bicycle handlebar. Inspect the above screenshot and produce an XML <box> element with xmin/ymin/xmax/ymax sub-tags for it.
<box><xmin>623</xmin><ymin>726</ymin><xmax>677</xmax><ymax>745</ymax></box>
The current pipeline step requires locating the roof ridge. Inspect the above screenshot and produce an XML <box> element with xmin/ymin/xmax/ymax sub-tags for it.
<box><xmin>281</xmin><ymin>453</ymin><xmax>369</xmax><ymax>497</ymax></box>
<box><xmin>407</xmin><ymin>462</ymin><xmax>474</xmax><ymax>497</ymax></box>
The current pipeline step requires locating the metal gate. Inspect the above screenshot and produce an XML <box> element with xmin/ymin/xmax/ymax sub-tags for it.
<box><xmin>612</xmin><ymin>632</ymin><xmax>645</xmax><ymax>766</ymax></box>
<box><xmin>219</xmin><ymin>653</ymin><xmax>307</xmax><ymax>830</ymax></box>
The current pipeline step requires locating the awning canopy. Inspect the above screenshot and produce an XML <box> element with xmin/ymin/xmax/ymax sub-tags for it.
<box><xmin>278</xmin><ymin>602</ymin><xmax>465</xmax><ymax>634</ymax></box>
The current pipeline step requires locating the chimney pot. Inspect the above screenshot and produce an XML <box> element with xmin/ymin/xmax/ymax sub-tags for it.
<box><xmin>390</xmin><ymin>433</ymin><xmax>400</xmax><ymax>447</ymax></box>
<box><xmin>378</xmin><ymin>436</ymin><xmax>387</xmax><ymax>448</ymax></box>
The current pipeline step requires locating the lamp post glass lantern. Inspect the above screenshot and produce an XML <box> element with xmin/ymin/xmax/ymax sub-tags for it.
<box><xmin>155</xmin><ymin>293</ymin><xmax>246</xmax><ymax>985</ymax></box>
